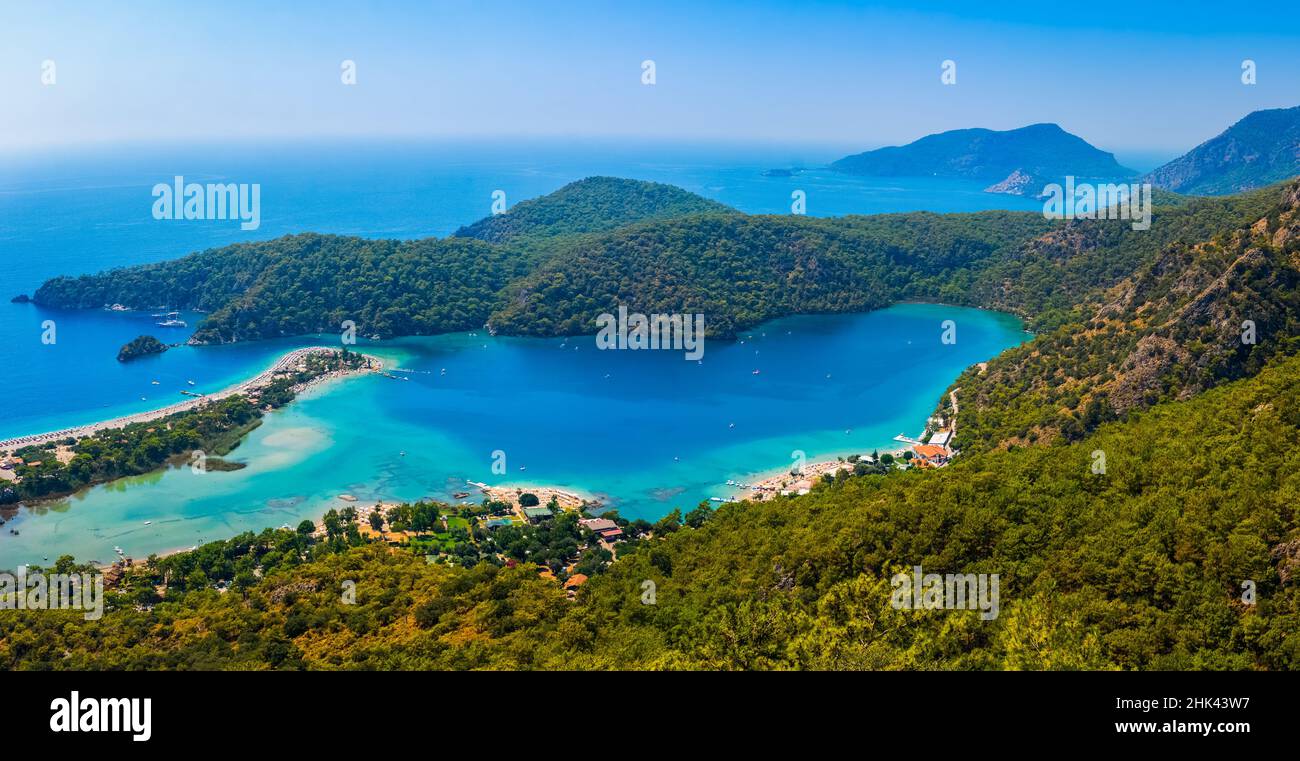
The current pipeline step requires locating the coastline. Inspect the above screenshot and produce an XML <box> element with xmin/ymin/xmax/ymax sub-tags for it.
<box><xmin>465</xmin><ymin>481</ymin><xmax>600</xmax><ymax>511</ymax></box>
<box><xmin>0</xmin><ymin>346</ymin><xmax>382</xmax><ymax>455</ymax></box>
<box><xmin>723</xmin><ymin>383</ymin><xmax>967</xmax><ymax>502</ymax></box>
<box><xmin>4</xmin><ymin>307</ymin><xmax>990</xmax><ymax>568</ymax></box>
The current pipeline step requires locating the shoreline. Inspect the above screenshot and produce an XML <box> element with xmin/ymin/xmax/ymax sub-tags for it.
<box><xmin>0</xmin><ymin>346</ymin><xmax>382</xmax><ymax>455</ymax></box>
<box><xmin>724</xmin><ymin>441</ymin><xmax>913</xmax><ymax>502</ymax></box>
<box><xmin>8</xmin><ymin>308</ymin><xmax>981</xmax><ymax>566</ymax></box>
<box><xmin>465</xmin><ymin>481</ymin><xmax>600</xmax><ymax>511</ymax></box>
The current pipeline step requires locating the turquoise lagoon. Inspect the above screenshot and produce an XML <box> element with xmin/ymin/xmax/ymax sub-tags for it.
<box><xmin>0</xmin><ymin>140</ymin><xmax>1040</xmax><ymax>566</ymax></box>
<box><xmin>0</xmin><ymin>304</ymin><xmax>1025</xmax><ymax>566</ymax></box>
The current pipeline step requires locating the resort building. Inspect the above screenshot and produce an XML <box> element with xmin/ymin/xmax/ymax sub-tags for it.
<box><xmin>912</xmin><ymin>444</ymin><xmax>951</xmax><ymax>465</ymax></box>
<box><xmin>928</xmin><ymin>430</ymin><xmax>953</xmax><ymax>447</ymax></box>
<box><xmin>522</xmin><ymin>506</ymin><xmax>554</xmax><ymax>523</ymax></box>
<box><xmin>579</xmin><ymin>517</ymin><xmax>623</xmax><ymax>541</ymax></box>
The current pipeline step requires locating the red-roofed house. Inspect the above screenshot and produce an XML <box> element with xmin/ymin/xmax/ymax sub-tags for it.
<box><xmin>912</xmin><ymin>444</ymin><xmax>950</xmax><ymax>465</ymax></box>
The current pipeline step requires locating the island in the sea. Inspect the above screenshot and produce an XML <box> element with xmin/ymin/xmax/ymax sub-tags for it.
<box><xmin>830</xmin><ymin>122</ymin><xmax>1135</xmax><ymax>196</ymax></box>
<box><xmin>117</xmin><ymin>335</ymin><xmax>170</xmax><ymax>362</ymax></box>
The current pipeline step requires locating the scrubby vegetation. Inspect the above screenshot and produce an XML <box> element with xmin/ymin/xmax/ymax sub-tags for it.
<box><xmin>3</xmin><ymin>350</ymin><xmax>1299</xmax><ymax>669</ymax></box>
<box><xmin>116</xmin><ymin>335</ymin><xmax>169</xmax><ymax>362</ymax></box>
<box><xmin>9</xmin><ymin>176</ymin><xmax>1300</xmax><ymax>670</ymax></box>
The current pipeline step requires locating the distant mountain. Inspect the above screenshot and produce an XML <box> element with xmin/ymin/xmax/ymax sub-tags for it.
<box><xmin>452</xmin><ymin>176</ymin><xmax>732</xmax><ymax>244</ymax></box>
<box><xmin>830</xmin><ymin>123</ymin><xmax>1135</xmax><ymax>196</ymax></box>
<box><xmin>1145</xmin><ymin>106</ymin><xmax>1300</xmax><ymax>195</ymax></box>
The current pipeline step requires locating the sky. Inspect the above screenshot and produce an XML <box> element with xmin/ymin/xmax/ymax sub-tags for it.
<box><xmin>2</xmin><ymin>0</ymin><xmax>1298</xmax><ymax>157</ymax></box>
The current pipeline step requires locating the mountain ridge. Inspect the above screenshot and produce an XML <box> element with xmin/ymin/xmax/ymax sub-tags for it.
<box><xmin>1145</xmin><ymin>106</ymin><xmax>1300</xmax><ymax>195</ymax></box>
<box><xmin>830</xmin><ymin>123</ymin><xmax>1135</xmax><ymax>197</ymax></box>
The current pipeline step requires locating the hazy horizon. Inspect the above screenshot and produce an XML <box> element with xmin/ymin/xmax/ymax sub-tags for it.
<box><xmin>3</xmin><ymin>0</ymin><xmax>1297</xmax><ymax>158</ymax></box>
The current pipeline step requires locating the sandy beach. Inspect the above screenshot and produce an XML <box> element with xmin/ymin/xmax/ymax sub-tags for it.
<box><xmin>0</xmin><ymin>346</ymin><xmax>381</xmax><ymax>455</ymax></box>
<box><xmin>465</xmin><ymin>481</ymin><xmax>598</xmax><ymax>511</ymax></box>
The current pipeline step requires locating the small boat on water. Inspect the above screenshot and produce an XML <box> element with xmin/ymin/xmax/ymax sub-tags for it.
<box><xmin>144</xmin><ymin>520</ymin><xmax>152</xmax><ymax>525</ymax></box>
<box><xmin>187</xmin><ymin>380</ymin><xmax>195</xmax><ymax>386</ymax></box>
<box><xmin>453</xmin><ymin>491</ymin><xmax>470</xmax><ymax>499</ymax></box>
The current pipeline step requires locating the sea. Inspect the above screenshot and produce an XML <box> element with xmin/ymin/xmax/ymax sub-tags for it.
<box><xmin>0</xmin><ymin>139</ymin><xmax>1036</xmax><ymax>566</ymax></box>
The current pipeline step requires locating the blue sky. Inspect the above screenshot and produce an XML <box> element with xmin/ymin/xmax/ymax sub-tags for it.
<box><xmin>2</xmin><ymin>0</ymin><xmax>1297</xmax><ymax>156</ymax></box>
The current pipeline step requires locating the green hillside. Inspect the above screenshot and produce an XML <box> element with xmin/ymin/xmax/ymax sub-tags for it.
<box><xmin>5</xmin><ymin>348</ymin><xmax>1298</xmax><ymax>670</ymax></box>
<box><xmin>452</xmin><ymin>176</ymin><xmax>734</xmax><ymax>244</ymax></box>
<box><xmin>1146</xmin><ymin>106</ymin><xmax>1300</xmax><ymax>195</ymax></box>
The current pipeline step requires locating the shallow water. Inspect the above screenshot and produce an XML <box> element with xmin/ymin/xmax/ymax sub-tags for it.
<box><xmin>0</xmin><ymin>140</ymin><xmax>1039</xmax><ymax>566</ymax></box>
<box><xmin>0</xmin><ymin>304</ymin><xmax>1024</xmax><ymax>567</ymax></box>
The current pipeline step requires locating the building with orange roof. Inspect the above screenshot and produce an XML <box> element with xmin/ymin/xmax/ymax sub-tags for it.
<box><xmin>912</xmin><ymin>444</ymin><xmax>950</xmax><ymax>464</ymax></box>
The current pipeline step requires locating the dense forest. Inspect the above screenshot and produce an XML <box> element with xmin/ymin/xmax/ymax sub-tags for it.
<box><xmin>945</xmin><ymin>180</ymin><xmax>1300</xmax><ymax>452</ymax></box>
<box><xmin>33</xmin><ymin>177</ymin><xmax>1059</xmax><ymax>343</ymax></box>
<box><xmin>452</xmin><ymin>175</ymin><xmax>734</xmax><ymax>244</ymax></box>
<box><xmin>3</xmin><ymin>350</ymin><xmax>1298</xmax><ymax>669</ymax></box>
<box><xmin>7</xmin><ymin>175</ymin><xmax>1300</xmax><ymax>670</ymax></box>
